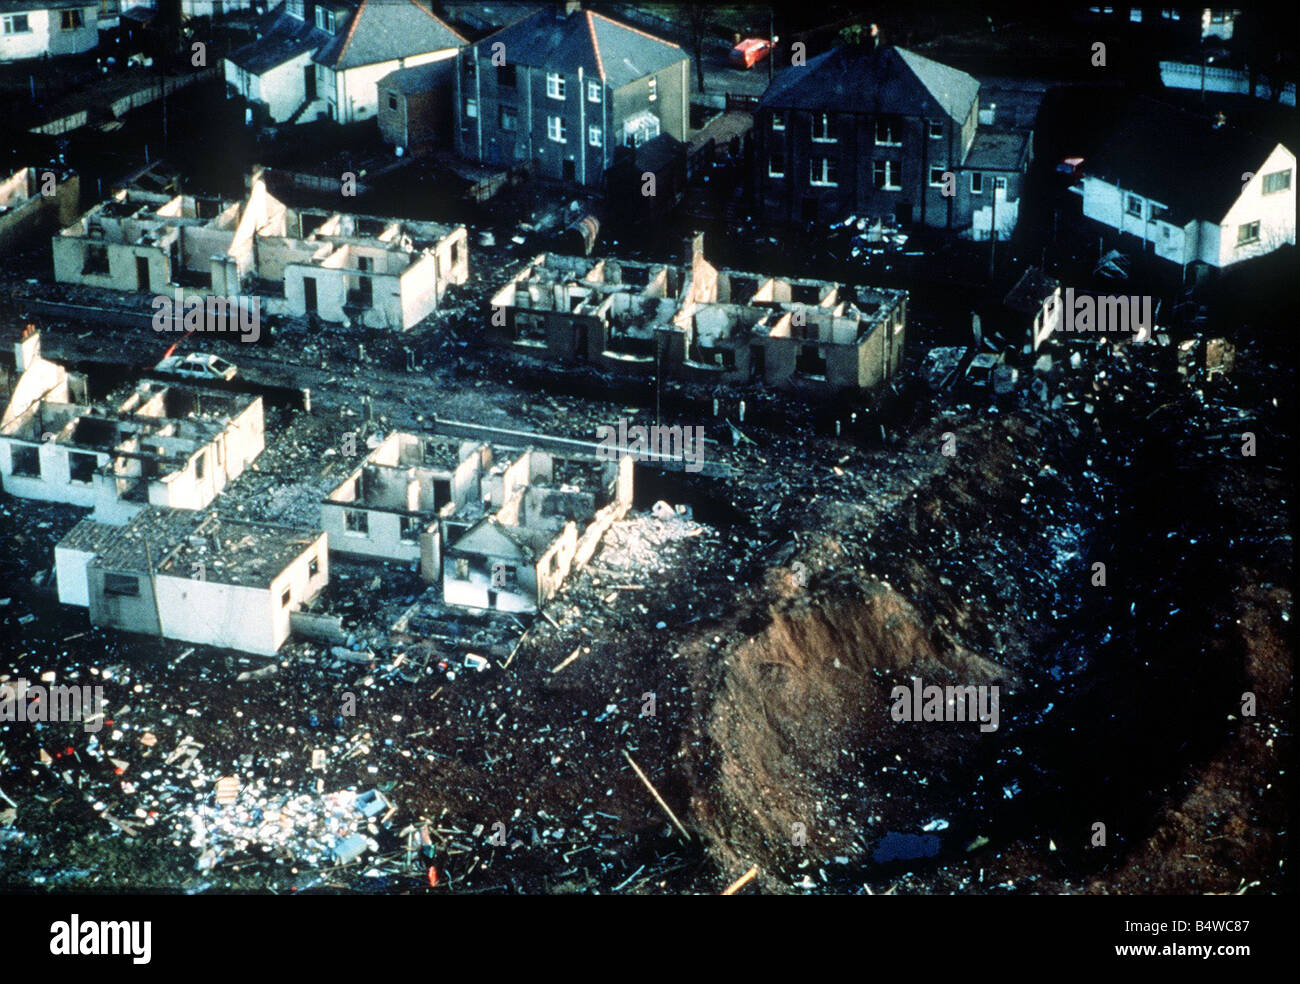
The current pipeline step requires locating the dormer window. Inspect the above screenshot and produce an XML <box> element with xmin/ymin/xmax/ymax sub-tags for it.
<box><xmin>315</xmin><ymin>6</ymin><xmax>336</xmax><ymax>33</ymax></box>
<box><xmin>286</xmin><ymin>0</ymin><xmax>305</xmax><ymax>20</ymax></box>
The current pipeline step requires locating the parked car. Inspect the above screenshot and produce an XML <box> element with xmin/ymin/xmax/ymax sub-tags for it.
<box><xmin>729</xmin><ymin>38</ymin><xmax>773</xmax><ymax>69</ymax></box>
<box><xmin>154</xmin><ymin>352</ymin><xmax>237</xmax><ymax>381</ymax></box>
<box><xmin>1056</xmin><ymin>156</ymin><xmax>1085</xmax><ymax>177</ymax></box>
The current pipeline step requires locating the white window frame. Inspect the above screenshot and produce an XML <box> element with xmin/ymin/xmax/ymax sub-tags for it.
<box><xmin>587</xmin><ymin>79</ymin><xmax>602</xmax><ymax>103</ymax></box>
<box><xmin>811</xmin><ymin>113</ymin><xmax>836</xmax><ymax>143</ymax></box>
<box><xmin>768</xmin><ymin>155</ymin><xmax>785</xmax><ymax>178</ymax></box>
<box><xmin>588</xmin><ymin>125</ymin><xmax>602</xmax><ymax>148</ymax></box>
<box><xmin>1237</xmin><ymin>220</ymin><xmax>1260</xmax><ymax>245</ymax></box>
<box><xmin>2</xmin><ymin>13</ymin><xmax>32</xmax><ymax>33</ymax></box>
<box><xmin>970</xmin><ymin>171</ymin><xmax>984</xmax><ymax>194</ymax></box>
<box><xmin>315</xmin><ymin>6</ymin><xmax>335</xmax><ymax>33</ymax></box>
<box><xmin>1125</xmin><ymin>193</ymin><xmax>1142</xmax><ymax>217</ymax></box>
<box><xmin>993</xmin><ymin>176</ymin><xmax>1007</xmax><ymax>192</ymax></box>
<box><xmin>809</xmin><ymin>156</ymin><xmax>838</xmax><ymax>187</ymax></box>
<box><xmin>499</xmin><ymin>105</ymin><xmax>517</xmax><ymax>131</ymax></box>
<box><xmin>648</xmin><ymin>77</ymin><xmax>657</xmax><ymax>102</ymax></box>
<box><xmin>465</xmin><ymin>98</ymin><xmax>478</xmax><ymax>119</ymax></box>
<box><xmin>771</xmin><ymin>111</ymin><xmax>786</xmax><ymax>132</ymax></box>
<box><xmin>874</xmin><ymin>160</ymin><xmax>901</xmax><ymax>191</ymax></box>
<box><xmin>61</xmin><ymin>9</ymin><xmax>85</xmax><ymax>30</ymax></box>
<box><xmin>875</xmin><ymin>118</ymin><xmax>901</xmax><ymax>147</ymax></box>
<box><xmin>928</xmin><ymin>119</ymin><xmax>944</xmax><ymax>138</ymax></box>
<box><xmin>547</xmin><ymin>115</ymin><xmax>567</xmax><ymax>143</ymax></box>
<box><xmin>1262</xmin><ymin>169</ymin><xmax>1292</xmax><ymax>195</ymax></box>
<box><xmin>546</xmin><ymin>73</ymin><xmax>566</xmax><ymax>100</ymax></box>
<box><xmin>928</xmin><ymin>165</ymin><xmax>948</xmax><ymax>187</ymax></box>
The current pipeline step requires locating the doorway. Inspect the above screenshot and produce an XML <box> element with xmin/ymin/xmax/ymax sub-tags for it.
<box><xmin>562</xmin><ymin>158</ymin><xmax>576</xmax><ymax>183</ymax></box>
<box><xmin>135</xmin><ymin>256</ymin><xmax>150</xmax><ymax>292</ymax></box>
<box><xmin>356</xmin><ymin>257</ymin><xmax>372</xmax><ymax>306</ymax></box>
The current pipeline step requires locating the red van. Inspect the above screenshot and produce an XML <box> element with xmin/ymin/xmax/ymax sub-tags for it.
<box><xmin>729</xmin><ymin>38</ymin><xmax>773</xmax><ymax>69</ymax></box>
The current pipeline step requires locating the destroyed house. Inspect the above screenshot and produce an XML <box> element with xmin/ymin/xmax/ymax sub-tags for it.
<box><xmin>1</xmin><ymin>352</ymin><xmax>264</xmax><ymax>525</ymax></box>
<box><xmin>487</xmin><ymin>236</ymin><xmax>907</xmax><ymax>395</ymax></box>
<box><xmin>0</xmin><ymin>166</ymin><xmax>80</xmax><ymax>251</ymax></box>
<box><xmin>322</xmin><ymin>432</ymin><xmax>488</xmax><ymax>581</ymax></box>
<box><xmin>441</xmin><ymin>448</ymin><xmax>633</xmax><ymax>614</ymax></box>
<box><xmin>52</xmin><ymin>176</ymin><xmax>469</xmax><ymax>329</ymax></box>
<box><xmin>324</xmin><ymin>431</ymin><xmax>633</xmax><ymax>614</ymax></box>
<box><xmin>1003</xmin><ymin>266</ymin><xmax>1063</xmax><ymax>354</ymax></box>
<box><xmin>55</xmin><ymin>507</ymin><xmax>328</xmax><ymax>656</ymax></box>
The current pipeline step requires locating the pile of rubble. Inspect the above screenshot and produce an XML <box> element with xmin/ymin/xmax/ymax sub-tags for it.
<box><xmin>183</xmin><ymin>787</ymin><xmax>392</xmax><ymax>872</ymax></box>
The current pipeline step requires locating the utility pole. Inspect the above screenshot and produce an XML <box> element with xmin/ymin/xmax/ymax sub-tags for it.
<box><xmin>654</xmin><ymin>332</ymin><xmax>662</xmax><ymax>430</ymax></box>
<box><xmin>988</xmin><ymin>184</ymin><xmax>998</xmax><ymax>280</ymax></box>
<box><xmin>768</xmin><ymin>8</ymin><xmax>775</xmax><ymax>83</ymax></box>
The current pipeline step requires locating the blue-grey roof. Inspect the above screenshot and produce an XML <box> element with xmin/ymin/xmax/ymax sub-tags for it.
<box><xmin>379</xmin><ymin>58</ymin><xmax>453</xmax><ymax>95</ymax></box>
<box><xmin>0</xmin><ymin>1</ymin><xmax>88</xmax><ymax>11</ymax></box>
<box><xmin>226</xmin><ymin>3</ymin><xmax>330</xmax><ymax>75</ymax></box>
<box><xmin>314</xmin><ymin>0</ymin><xmax>465</xmax><ymax>71</ymax></box>
<box><xmin>470</xmin><ymin>5</ymin><xmax>685</xmax><ymax>90</ymax></box>
<box><xmin>759</xmin><ymin>44</ymin><xmax>979</xmax><ymax>124</ymax></box>
<box><xmin>1087</xmin><ymin>97</ymin><xmax>1286</xmax><ymax>225</ymax></box>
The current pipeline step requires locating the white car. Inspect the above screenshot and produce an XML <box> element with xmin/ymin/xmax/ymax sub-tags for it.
<box><xmin>154</xmin><ymin>352</ymin><xmax>237</xmax><ymax>381</ymax></box>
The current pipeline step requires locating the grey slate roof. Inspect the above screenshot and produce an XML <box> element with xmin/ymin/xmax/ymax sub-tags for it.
<box><xmin>759</xmin><ymin>44</ymin><xmax>979</xmax><ymax>124</ymax></box>
<box><xmin>379</xmin><ymin>58</ymin><xmax>452</xmax><ymax>96</ymax></box>
<box><xmin>0</xmin><ymin>1</ymin><xmax>87</xmax><ymax>11</ymax></box>
<box><xmin>61</xmin><ymin>507</ymin><xmax>321</xmax><ymax>589</ymax></box>
<box><xmin>226</xmin><ymin>4</ymin><xmax>329</xmax><ymax>75</ymax></box>
<box><xmin>962</xmin><ymin>128</ymin><xmax>1031</xmax><ymax>171</ymax></box>
<box><xmin>314</xmin><ymin>0</ymin><xmax>465</xmax><ymax>71</ymax></box>
<box><xmin>471</xmin><ymin>5</ymin><xmax>685</xmax><ymax>90</ymax></box>
<box><xmin>1086</xmin><ymin>97</ymin><xmax>1286</xmax><ymax>225</ymax></box>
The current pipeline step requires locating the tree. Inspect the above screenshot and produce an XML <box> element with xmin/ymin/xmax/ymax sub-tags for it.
<box><xmin>686</xmin><ymin>5</ymin><xmax>709</xmax><ymax>94</ymax></box>
<box><xmin>1233</xmin><ymin>9</ymin><xmax>1297</xmax><ymax>104</ymax></box>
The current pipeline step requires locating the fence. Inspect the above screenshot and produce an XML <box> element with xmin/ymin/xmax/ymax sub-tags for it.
<box><xmin>1159</xmin><ymin>61</ymin><xmax>1296</xmax><ymax>106</ymax></box>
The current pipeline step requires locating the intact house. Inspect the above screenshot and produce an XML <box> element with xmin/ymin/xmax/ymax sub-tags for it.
<box><xmin>323</xmin><ymin>431</ymin><xmax>634</xmax><ymax>614</ymax></box>
<box><xmin>55</xmin><ymin>507</ymin><xmax>328</xmax><ymax>655</ymax></box>
<box><xmin>485</xmin><ymin>234</ymin><xmax>907</xmax><ymax>396</ymax></box>
<box><xmin>0</xmin><ymin>166</ymin><xmax>80</xmax><ymax>252</ymax></box>
<box><xmin>1077</xmin><ymin>98</ymin><xmax>1295</xmax><ymax>274</ymax></box>
<box><xmin>52</xmin><ymin>174</ymin><xmax>469</xmax><ymax>329</ymax></box>
<box><xmin>453</xmin><ymin>0</ymin><xmax>689</xmax><ymax>188</ymax></box>
<box><xmin>0</xmin><ymin>1</ymin><xmax>97</xmax><ymax>62</ymax></box>
<box><xmin>752</xmin><ymin>40</ymin><xmax>1032</xmax><ymax>240</ymax></box>
<box><xmin>0</xmin><ymin>341</ymin><xmax>264</xmax><ymax>524</ymax></box>
<box><xmin>378</xmin><ymin>59</ymin><xmax>456</xmax><ymax>155</ymax></box>
<box><xmin>223</xmin><ymin>0</ymin><xmax>465</xmax><ymax>126</ymax></box>
<box><xmin>181</xmin><ymin>1</ymin><xmax>261</xmax><ymax>17</ymax></box>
